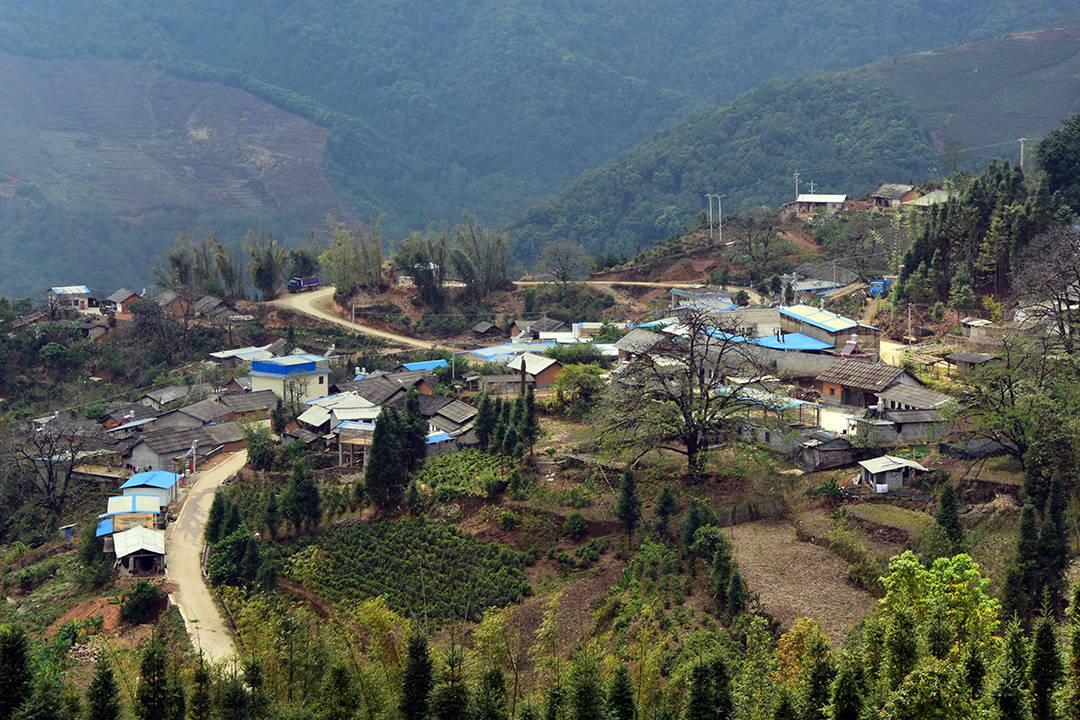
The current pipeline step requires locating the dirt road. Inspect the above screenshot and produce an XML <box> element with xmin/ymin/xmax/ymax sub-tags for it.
<box><xmin>166</xmin><ymin>451</ymin><xmax>247</xmax><ymax>663</ymax></box>
<box><xmin>273</xmin><ymin>287</ymin><xmax>448</xmax><ymax>350</ymax></box>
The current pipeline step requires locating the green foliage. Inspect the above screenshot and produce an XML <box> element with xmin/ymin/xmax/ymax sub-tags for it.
<box><xmin>726</xmin><ymin>566</ymin><xmax>746</xmax><ymax>615</ymax></box>
<box><xmin>497</xmin><ymin>512</ymin><xmax>520</xmax><ymax>532</ymax></box>
<box><xmin>563</xmin><ymin>511</ymin><xmax>589</xmax><ymax>540</ymax></box>
<box><xmin>86</xmin><ymin>655</ymin><xmax>121</xmax><ymax>720</ymax></box>
<box><xmin>400</xmin><ymin>633</ymin><xmax>434</xmax><ymax>720</ymax></box>
<box><xmin>122</xmin><ymin>580</ymin><xmax>161</xmax><ymax>625</ymax></box>
<box><xmin>243</xmin><ymin>423</ymin><xmax>275</xmax><ymax>472</ymax></box>
<box><xmin>290</xmin><ymin>518</ymin><xmax>531</xmax><ymax>620</ymax></box>
<box><xmin>365</xmin><ymin>408</ymin><xmax>407</xmax><ymax>509</ymax></box>
<box><xmin>280</xmin><ymin>462</ymin><xmax>322</xmax><ymax>534</ymax></box>
<box><xmin>653</xmin><ymin>483</ymin><xmax>679</xmax><ymax>537</ymax></box>
<box><xmin>0</xmin><ymin>624</ymin><xmax>34</xmax><ymax>720</ymax></box>
<box><xmin>935</xmin><ymin>482</ymin><xmax>967</xmax><ymax>554</ymax></box>
<box><xmin>417</xmin><ymin>450</ymin><xmax>505</xmax><ymax>494</ymax></box>
<box><xmin>1037</xmin><ymin>113</ymin><xmax>1080</xmax><ymax>215</ymax></box>
<box><xmin>613</xmin><ymin>466</ymin><xmax>642</xmax><ymax>538</ymax></box>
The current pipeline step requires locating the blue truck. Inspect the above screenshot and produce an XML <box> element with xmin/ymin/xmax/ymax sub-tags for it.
<box><xmin>287</xmin><ymin>276</ymin><xmax>322</xmax><ymax>293</ymax></box>
<box><xmin>869</xmin><ymin>278</ymin><xmax>893</xmax><ymax>298</ymax></box>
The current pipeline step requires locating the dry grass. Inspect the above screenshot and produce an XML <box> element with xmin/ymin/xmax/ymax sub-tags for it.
<box><xmin>729</xmin><ymin>521</ymin><xmax>878</xmax><ymax>644</ymax></box>
<box><xmin>846</xmin><ymin>504</ymin><xmax>933</xmax><ymax>538</ymax></box>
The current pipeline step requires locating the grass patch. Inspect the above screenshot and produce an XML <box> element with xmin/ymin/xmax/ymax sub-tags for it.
<box><xmin>845</xmin><ymin>504</ymin><xmax>933</xmax><ymax>537</ymax></box>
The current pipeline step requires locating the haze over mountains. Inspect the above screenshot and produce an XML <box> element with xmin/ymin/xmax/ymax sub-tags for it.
<box><xmin>0</xmin><ymin>0</ymin><xmax>1077</xmax><ymax>295</ymax></box>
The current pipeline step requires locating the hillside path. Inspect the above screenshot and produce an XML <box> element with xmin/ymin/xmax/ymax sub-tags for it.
<box><xmin>272</xmin><ymin>287</ymin><xmax>449</xmax><ymax>350</ymax></box>
<box><xmin>166</xmin><ymin>451</ymin><xmax>247</xmax><ymax>664</ymax></box>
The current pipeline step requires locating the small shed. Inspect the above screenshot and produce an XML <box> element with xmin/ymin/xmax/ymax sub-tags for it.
<box><xmin>944</xmin><ymin>351</ymin><xmax>997</xmax><ymax>375</ymax></box>
<box><xmin>120</xmin><ymin>471</ymin><xmax>182</xmax><ymax>508</ymax></box>
<box><xmin>857</xmin><ymin>455</ymin><xmax>928</xmax><ymax>493</ymax></box>
<box><xmin>112</xmin><ymin>526</ymin><xmax>166</xmax><ymax>575</ymax></box>
<box><xmin>472</xmin><ymin>321</ymin><xmax>502</xmax><ymax>338</ymax></box>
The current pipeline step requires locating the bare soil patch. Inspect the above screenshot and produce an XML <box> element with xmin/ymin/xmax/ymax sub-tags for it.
<box><xmin>729</xmin><ymin>520</ymin><xmax>876</xmax><ymax>643</ymax></box>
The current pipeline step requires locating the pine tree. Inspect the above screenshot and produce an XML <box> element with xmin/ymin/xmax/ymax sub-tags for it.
<box><xmin>568</xmin><ymin>658</ymin><xmax>605</xmax><ymax>720</ymax></box>
<box><xmin>801</xmin><ymin>634</ymin><xmax>835</xmax><ymax>719</ymax></box>
<box><xmin>135</xmin><ymin>638</ymin><xmax>170</xmax><ymax>720</ymax></box>
<box><xmin>711</xmin><ymin>546</ymin><xmax>733</xmax><ymax>614</ymax></box>
<box><xmin>222</xmin><ymin>501</ymin><xmax>242</xmax><ymax>539</ymax></box>
<box><xmin>476</xmin><ymin>393</ymin><xmax>496</xmax><ymax>448</ymax></box>
<box><xmin>318</xmin><ymin>665</ymin><xmax>356</xmax><ymax>720</ymax></box>
<box><xmin>244</xmin><ymin>659</ymin><xmax>269</xmax><ymax>720</ymax></box>
<box><xmin>429</xmin><ymin>643</ymin><xmax>470</xmax><ymax>720</ymax></box>
<box><xmin>684</xmin><ymin>660</ymin><xmax>714</xmax><ymax>720</ymax></box>
<box><xmin>654</xmin><ymin>483</ymin><xmax>679</xmax><ymax>537</ymax></box>
<box><xmin>1037</xmin><ymin>474</ymin><xmax>1070</xmax><ymax>610</ymax></box>
<box><xmin>186</xmin><ymin>657</ymin><xmax>212</xmax><ymax>720</ymax></box>
<box><xmin>522</xmin><ymin>386</ymin><xmax>541</xmax><ymax>452</ymax></box>
<box><xmin>281</xmin><ymin>461</ymin><xmax>322</xmax><ymax>533</ymax></box>
<box><xmin>924</xmin><ymin>601</ymin><xmax>955</xmax><ymax>660</ymax></box>
<box><xmin>0</xmin><ymin>624</ymin><xmax>34</xmax><ymax>719</ymax></box>
<box><xmin>884</xmin><ymin>606</ymin><xmax>918</xmax><ymax>690</ymax></box>
<box><xmin>405</xmin><ymin>478</ymin><xmax>423</xmax><ymax>515</ymax></box>
<box><xmin>204</xmin><ymin>491</ymin><xmax>226</xmax><ymax>545</ymax></box>
<box><xmin>86</xmin><ymin>655</ymin><xmax>121</xmax><ymax>720</ymax></box>
<box><xmin>403</xmin><ymin>387</ymin><xmax>428</xmax><ymax>473</ymax></box>
<box><xmin>727</xmin><ymin>566</ymin><xmax>746</xmax><ymax>615</ymax></box>
<box><xmin>473</xmin><ymin>667</ymin><xmax>509</xmax><ymax>720</ymax></box>
<box><xmin>605</xmin><ymin>664</ymin><xmax>636</xmax><ymax>720</ymax></box>
<box><xmin>1029</xmin><ymin>605</ymin><xmax>1064</xmax><ymax>720</ymax></box>
<box><xmin>771</xmin><ymin>685</ymin><xmax>799</xmax><ymax>720</ymax></box>
<box><xmin>827</xmin><ymin>658</ymin><xmax>862</xmax><ymax>720</ymax></box>
<box><xmin>990</xmin><ymin>618</ymin><xmax>1030</xmax><ymax>720</ymax></box>
<box><xmin>218</xmin><ymin>674</ymin><xmax>250</xmax><ymax>720</ymax></box>
<box><xmin>961</xmin><ymin>641</ymin><xmax>987</xmax><ymax>700</ymax></box>
<box><xmin>271</xmin><ymin>397</ymin><xmax>289</xmax><ymax>435</ymax></box>
<box><xmin>490</xmin><ymin>399</ymin><xmax>508</xmax><ymax>454</ymax></box>
<box><xmin>260</xmin><ymin>490</ymin><xmax>280</xmax><ymax>541</ymax></box>
<box><xmin>935</xmin><ymin>482</ymin><xmax>966</xmax><ymax>553</ymax></box>
<box><xmin>710</xmin><ymin>655</ymin><xmax>733</xmax><ymax>720</ymax></box>
<box><xmin>11</xmin><ymin>674</ymin><xmax>66</xmax><ymax>720</ymax></box>
<box><xmin>365</xmin><ymin>408</ymin><xmax>406</xmax><ymax>510</ymax></box>
<box><xmin>502</xmin><ymin>424</ymin><xmax>520</xmax><ymax>459</ymax></box>
<box><xmin>1062</xmin><ymin>581</ymin><xmax>1080</xmax><ymax>719</ymax></box>
<box><xmin>400</xmin><ymin>633</ymin><xmax>434</xmax><ymax>720</ymax></box>
<box><xmin>613</xmin><ymin>465</ymin><xmax>642</xmax><ymax>539</ymax></box>
<box><xmin>1003</xmin><ymin>502</ymin><xmax>1041</xmax><ymax>621</ymax></box>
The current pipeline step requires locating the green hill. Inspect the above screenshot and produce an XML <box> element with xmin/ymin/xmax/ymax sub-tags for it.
<box><xmin>508</xmin><ymin>26</ymin><xmax>1080</xmax><ymax>262</ymax></box>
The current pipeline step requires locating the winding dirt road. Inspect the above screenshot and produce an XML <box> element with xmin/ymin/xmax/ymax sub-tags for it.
<box><xmin>166</xmin><ymin>451</ymin><xmax>247</xmax><ymax>663</ymax></box>
<box><xmin>272</xmin><ymin>287</ymin><xmax>446</xmax><ymax>350</ymax></box>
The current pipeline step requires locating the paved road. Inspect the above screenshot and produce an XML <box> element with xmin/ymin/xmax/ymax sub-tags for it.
<box><xmin>166</xmin><ymin>451</ymin><xmax>247</xmax><ymax>663</ymax></box>
<box><xmin>272</xmin><ymin>287</ymin><xmax>448</xmax><ymax>350</ymax></box>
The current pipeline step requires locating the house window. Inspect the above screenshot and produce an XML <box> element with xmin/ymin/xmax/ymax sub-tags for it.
<box><xmin>319</xmin><ymin>376</ymin><xmax>324</xmax><ymax>385</ymax></box>
<box><xmin>829</xmin><ymin>388</ymin><xmax>835</xmax><ymax>396</ymax></box>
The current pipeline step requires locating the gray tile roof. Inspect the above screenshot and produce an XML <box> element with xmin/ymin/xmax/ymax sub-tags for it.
<box><xmin>817</xmin><ymin>360</ymin><xmax>907</xmax><ymax>393</ymax></box>
<box><xmin>218</xmin><ymin>389</ymin><xmax>279</xmax><ymax>414</ymax></box>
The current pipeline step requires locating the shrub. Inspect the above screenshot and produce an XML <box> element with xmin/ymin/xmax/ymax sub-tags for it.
<box><xmin>122</xmin><ymin>580</ymin><xmax>161</xmax><ymax>625</ymax></box>
<box><xmin>563</xmin><ymin>511</ymin><xmax>589</xmax><ymax>540</ymax></box>
<box><xmin>498</xmin><ymin>511</ymin><xmax>521</xmax><ymax>531</ymax></box>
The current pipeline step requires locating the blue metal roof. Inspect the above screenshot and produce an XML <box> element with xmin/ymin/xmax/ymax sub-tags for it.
<box><xmin>401</xmin><ymin>359</ymin><xmax>448</xmax><ymax>372</ymax></box>
<box><xmin>425</xmin><ymin>432</ymin><xmax>454</xmax><ymax>444</ymax></box>
<box><xmin>753</xmin><ymin>332</ymin><xmax>835</xmax><ymax>351</ymax></box>
<box><xmin>95</xmin><ymin>518</ymin><xmax>113</xmax><ymax>537</ymax></box>
<box><xmin>120</xmin><ymin>470</ymin><xmax>181</xmax><ymax>490</ymax></box>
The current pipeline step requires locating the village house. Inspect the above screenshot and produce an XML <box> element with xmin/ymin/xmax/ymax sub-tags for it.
<box><xmin>101</xmin><ymin>403</ymin><xmax>158</xmax><ymax>430</ymax></box>
<box><xmin>871</xmin><ymin>184</ymin><xmax>917</xmax><ymax>208</ymax></box>
<box><xmin>49</xmin><ymin>285</ymin><xmax>92</xmax><ymax>311</ymax></box>
<box><xmin>106</xmin><ymin>288</ymin><xmax>141</xmax><ymax>315</ymax></box>
<box><xmin>508</xmin><ymin>353</ymin><xmax>563</xmax><ymax>386</ymax></box>
<box><xmin>119</xmin><ymin>470</ymin><xmax>183</xmax><ymax>508</ymax></box>
<box><xmin>778</xmin><ymin>305</ymin><xmax>882</xmax><ymax>356</ymax></box>
<box><xmin>944</xmin><ymin>351</ymin><xmax>998</xmax><ymax>375</ymax></box>
<box><xmin>472</xmin><ymin>321</ymin><xmax>503</xmax><ymax>339</ymax></box>
<box><xmin>154</xmin><ymin>397</ymin><xmax>230</xmax><ymax>428</ymax></box>
<box><xmin>111</xmin><ymin>526</ymin><xmax>166</xmax><ymax>575</ymax></box>
<box><xmin>249</xmin><ymin>354</ymin><xmax>331</xmax><ymax>403</ymax></box>
<box><xmin>857</xmin><ymin>455</ymin><xmax>929</xmax><ymax>493</ymax></box>
<box><xmin>140</xmin><ymin>385</ymin><xmax>191</xmax><ymax>411</ymax></box>
<box><xmin>97</xmin><ymin>495</ymin><xmax>164</xmax><ymax>538</ymax></box>
<box><xmin>216</xmin><ymin>389</ymin><xmax>279</xmax><ymax>422</ymax></box>
<box><xmin>815</xmin><ymin>358</ymin><xmax>921</xmax><ymax>408</ymax></box>
<box><xmin>782</xmin><ymin>194</ymin><xmax>848</xmax><ymax>216</ymax></box>
<box><xmin>510</xmin><ymin>316</ymin><xmax>570</xmax><ymax>339</ymax></box>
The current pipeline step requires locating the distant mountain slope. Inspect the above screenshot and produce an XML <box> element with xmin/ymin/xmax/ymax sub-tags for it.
<box><xmin>507</xmin><ymin>26</ymin><xmax>1080</xmax><ymax>263</ymax></box>
<box><xmin>0</xmin><ymin>0</ymin><xmax>1073</xmax><ymax>238</ymax></box>
<box><xmin>0</xmin><ymin>52</ymin><xmax>356</xmax><ymax>297</ymax></box>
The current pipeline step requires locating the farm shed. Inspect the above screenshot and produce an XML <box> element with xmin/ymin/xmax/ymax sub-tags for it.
<box><xmin>857</xmin><ymin>455</ymin><xmax>928</xmax><ymax>493</ymax></box>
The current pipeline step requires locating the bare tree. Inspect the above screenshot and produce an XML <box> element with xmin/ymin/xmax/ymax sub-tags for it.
<box><xmin>540</xmin><ymin>242</ymin><xmax>589</xmax><ymax>287</ymax></box>
<box><xmin>727</xmin><ymin>209</ymin><xmax>791</xmax><ymax>283</ymax></box>
<box><xmin>1</xmin><ymin>414</ymin><xmax>96</xmax><ymax>516</ymax></box>
<box><xmin>599</xmin><ymin>311</ymin><xmax>780</xmax><ymax>483</ymax></box>
<box><xmin>1013</xmin><ymin>225</ymin><xmax>1080</xmax><ymax>355</ymax></box>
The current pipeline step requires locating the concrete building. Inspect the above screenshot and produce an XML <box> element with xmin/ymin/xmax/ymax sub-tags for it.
<box><xmin>250</xmin><ymin>354</ymin><xmax>331</xmax><ymax>403</ymax></box>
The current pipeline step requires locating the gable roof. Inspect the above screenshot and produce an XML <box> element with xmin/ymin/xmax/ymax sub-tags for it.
<box><xmin>780</xmin><ymin>305</ymin><xmax>865</xmax><ymax>333</ymax></box>
<box><xmin>472</xmin><ymin>321</ymin><xmax>498</xmax><ymax>333</ymax></box>
<box><xmin>166</xmin><ymin>397</ymin><xmax>229</xmax><ymax>423</ymax></box>
<box><xmin>816</xmin><ymin>360</ymin><xmax>907</xmax><ymax>393</ymax></box>
<box><xmin>615</xmin><ymin>328</ymin><xmax>668</xmax><ymax>354</ymax></box>
<box><xmin>107</xmin><ymin>288</ymin><xmax>140</xmax><ymax>304</ymax></box>
<box><xmin>435</xmin><ymin>400</ymin><xmax>478</xmax><ymax>425</ymax></box>
<box><xmin>876</xmin><ymin>384</ymin><xmax>952</xmax><ymax>409</ymax></box>
<box><xmin>396</xmin><ymin>360</ymin><xmax>447</xmax><ymax>372</ymax></box>
<box><xmin>519</xmin><ymin>316</ymin><xmax>570</xmax><ymax>334</ymax></box>
<box><xmin>872</xmin><ymin>183</ymin><xmax>914</xmax><ymax>200</ymax></box>
<box><xmin>113</xmin><ymin>526</ymin><xmax>165</xmax><ymax>558</ymax></box>
<box><xmin>858</xmin><ymin>455</ymin><xmax>927</xmax><ymax>474</ymax></box>
<box><xmin>883</xmin><ymin>409</ymin><xmax>945</xmax><ymax>424</ymax></box>
<box><xmin>120</xmin><ymin>470</ymin><xmax>182</xmax><ymax>490</ymax></box>
<box><xmin>136</xmin><ymin>427</ymin><xmax>213</xmax><ymax>455</ymax></box>
<box><xmin>945</xmin><ymin>351</ymin><xmax>996</xmax><ymax>365</ymax></box>
<box><xmin>106</xmin><ymin>403</ymin><xmax>157</xmax><ymax>425</ymax></box>
<box><xmin>333</xmin><ymin>376</ymin><xmax>407</xmax><ymax>405</ymax></box>
<box><xmin>386</xmin><ymin>392</ymin><xmax>454</xmax><ymax>416</ymax></box>
<box><xmin>508</xmin><ymin>353</ymin><xmax>561</xmax><ymax>376</ymax></box>
<box><xmin>218</xmin><ymin>389</ymin><xmax>279</xmax><ymax>414</ymax></box>
<box><xmin>143</xmin><ymin>385</ymin><xmax>191</xmax><ymax>406</ymax></box>
<box><xmin>791</xmin><ymin>262</ymin><xmax>861</xmax><ymax>288</ymax></box>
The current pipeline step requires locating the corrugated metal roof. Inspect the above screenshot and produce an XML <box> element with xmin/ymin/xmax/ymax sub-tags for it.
<box><xmin>400</xmin><ymin>360</ymin><xmax>448</xmax><ymax>372</ymax></box>
<box><xmin>95</xmin><ymin>518</ymin><xmax>114</xmax><ymax>537</ymax></box>
<box><xmin>113</xmin><ymin>526</ymin><xmax>165</xmax><ymax>558</ymax></box>
<box><xmin>121</xmin><ymin>471</ymin><xmax>182</xmax><ymax>490</ymax></box>
<box><xmin>51</xmin><ymin>285</ymin><xmax>90</xmax><ymax>294</ymax></box>
<box><xmin>780</xmin><ymin>305</ymin><xmax>861</xmax><ymax>332</ymax></box>
<box><xmin>858</xmin><ymin>455</ymin><xmax>927</xmax><ymax>474</ymax></box>
<box><xmin>106</xmin><ymin>495</ymin><xmax>161</xmax><ymax>515</ymax></box>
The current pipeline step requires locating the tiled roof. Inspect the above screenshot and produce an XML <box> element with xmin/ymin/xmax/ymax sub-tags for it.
<box><xmin>218</xmin><ymin>390</ymin><xmax>278</xmax><ymax>414</ymax></box>
<box><xmin>876</xmin><ymin>384</ymin><xmax>952</xmax><ymax>409</ymax></box>
<box><xmin>945</xmin><ymin>351</ymin><xmax>996</xmax><ymax>364</ymax></box>
<box><xmin>816</xmin><ymin>360</ymin><xmax>906</xmax><ymax>393</ymax></box>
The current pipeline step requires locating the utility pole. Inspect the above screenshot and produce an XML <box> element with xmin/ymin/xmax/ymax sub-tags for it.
<box><xmin>793</xmin><ymin>170</ymin><xmax>800</xmax><ymax>198</ymax></box>
<box><xmin>717</xmin><ymin>194</ymin><xmax>724</xmax><ymax>245</ymax></box>
<box><xmin>809</xmin><ymin>180</ymin><xmax>816</xmax><ymax>194</ymax></box>
<box><xmin>1018</xmin><ymin>138</ymin><xmax>1028</xmax><ymax>170</ymax></box>
<box><xmin>907</xmin><ymin>303</ymin><xmax>912</xmax><ymax>346</ymax></box>
<box><xmin>704</xmin><ymin>194</ymin><xmax>714</xmax><ymax>241</ymax></box>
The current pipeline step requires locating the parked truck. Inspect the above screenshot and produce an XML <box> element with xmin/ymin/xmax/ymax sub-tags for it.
<box><xmin>869</xmin><ymin>277</ymin><xmax>894</xmax><ymax>298</ymax></box>
<box><xmin>287</xmin><ymin>276</ymin><xmax>322</xmax><ymax>293</ymax></box>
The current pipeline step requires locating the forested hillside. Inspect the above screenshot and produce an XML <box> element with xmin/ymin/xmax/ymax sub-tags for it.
<box><xmin>0</xmin><ymin>0</ymin><xmax>1074</xmax><ymax>244</ymax></box>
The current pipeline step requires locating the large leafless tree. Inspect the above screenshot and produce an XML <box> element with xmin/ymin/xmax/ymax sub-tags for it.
<box><xmin>599</xmin><ymin>310</ymin><xmax>781</xmax><ymax>483</ymax></box>
<box><xmin>1</xmin><ymin>414</ymin><xmax>96</xmax><ymax>516</ymax></box>
<box><xmin>1013</xmin><ymin>225</ymin><xmax>1080</xmax><ymax>355</ymax></box>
